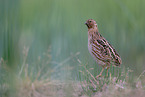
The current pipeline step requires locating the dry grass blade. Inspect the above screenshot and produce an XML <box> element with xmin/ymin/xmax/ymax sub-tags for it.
<box><xmin>52</xmin><ymin>52</ymin><xmax>80</xmax><ymax>71</ymax></box>
<box><xmin>82</xmin><ymin>65</ymin><xmax>99</xmax><ymax>85</ymax></box>
<box><xmin>137</xmin><ymin>70</ymin><xmax>145</xmax><ymax>81</ymax></box>
<box><xmin>19</xmin><ymin>46</ymin><xmax>29</xmax><ymax>77</ymax></box>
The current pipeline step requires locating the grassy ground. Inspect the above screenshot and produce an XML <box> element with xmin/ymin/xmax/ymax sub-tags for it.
<box><xmin>0</xmin><ymin>48</ymin><xmax>145</xmax><ymax>97</ymax></box>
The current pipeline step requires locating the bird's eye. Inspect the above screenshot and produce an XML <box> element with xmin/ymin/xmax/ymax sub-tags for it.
<box><xmin>89</xmin><ymin>21</ymin><xmax>92</xmax><ymax>22</ymax></box>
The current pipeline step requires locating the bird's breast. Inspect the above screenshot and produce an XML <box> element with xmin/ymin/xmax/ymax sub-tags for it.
<box><xmin>88</xmin><ymin>36</ymin><xmax>93</xmax><ymax>54</ymax></box>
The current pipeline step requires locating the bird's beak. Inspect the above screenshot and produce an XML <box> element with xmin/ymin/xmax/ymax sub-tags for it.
<box><xmin>85</xmin><ymin>22</ymin><xmax>89</xmax><ymax>28</ymax></box>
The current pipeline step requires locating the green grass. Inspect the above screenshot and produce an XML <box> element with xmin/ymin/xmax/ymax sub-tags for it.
<box><xmin>0</xmin><ymin>47</ymin><xmax>145</xmax><ymax>97</ymax></box>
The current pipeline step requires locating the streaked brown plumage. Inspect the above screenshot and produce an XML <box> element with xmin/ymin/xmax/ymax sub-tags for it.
<box><xmin>85</xmin><ymin>19</ymin><xmax>122</xmax><ymax>78</ymax></box>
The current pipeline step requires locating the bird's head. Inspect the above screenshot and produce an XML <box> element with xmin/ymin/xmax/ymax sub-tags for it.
<box><xmin>85</xmin><ymin>19</ymin><xmax>97</xmax><ymax>29</ymax></box>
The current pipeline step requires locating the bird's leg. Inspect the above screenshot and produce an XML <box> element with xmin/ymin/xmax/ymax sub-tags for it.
<box><xmin>106</xmin><ymin>66</ymin><xmax>110</xmax><ymax>77</ymax></box>
<box><xmin>96</xmin><ymin>67</ymin><xmax>105</xmax><ymax>78</ymax></box>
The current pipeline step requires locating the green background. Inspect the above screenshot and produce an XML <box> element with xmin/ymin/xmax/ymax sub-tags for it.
<box><xmin>0</xmin><ymin>0</ymin><xmax>145</xmax><ymax>86</ymax></box>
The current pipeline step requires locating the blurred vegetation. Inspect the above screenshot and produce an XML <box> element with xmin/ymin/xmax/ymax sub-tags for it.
<box><xmin>0</xmin><ymin>0</ymin><xmax>145</xmax><ymax>96</ymax></box>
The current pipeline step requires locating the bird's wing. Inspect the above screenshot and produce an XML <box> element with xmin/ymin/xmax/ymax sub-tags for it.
<box><xmin>91</xmin><ymin>36</ymin><xmax>112</xmax><ymax>63</ymax></box>
<box><xmin>107</xmin><ymin>41</ymin><xmax>122</xmax><ymax>65</ymax></box>
<box><xmin>99</xmin><ymin>37</ymin><xmax>122</xmax><ymax>66</ymax></box>
<box><xmin>91</xmin><ymin>33</ymin><xmax>122</xmax><ymax>66</ymax></box>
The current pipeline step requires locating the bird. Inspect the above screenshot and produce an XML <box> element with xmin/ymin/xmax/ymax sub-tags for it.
<box><xmin>85</xmin><ymin>19</ymin><xmax>122</xmax><ymax>78</ymax></box>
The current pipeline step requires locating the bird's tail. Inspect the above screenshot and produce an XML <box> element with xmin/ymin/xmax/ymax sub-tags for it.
<box><xmin>114</xmin><ymin>56</ymin><xmax>122</xmax><ymax>67</ymax></box>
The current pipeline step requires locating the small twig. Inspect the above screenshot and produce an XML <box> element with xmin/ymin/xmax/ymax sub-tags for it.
<box><xmin>25</xmin><ymin>64</ymin><xmax>28</xmax><ymax>78</ymax></box>
<box><xmin>53</xmin><ymin>52</ymin><xmax>80</xmax><ymax>71</ymax></box>
<box><xmin>136</xmin><ymin>70</ymin><xmax>145</xmax><ymax>81</ymax></box>
<box><xmin>19</xmin><ymin>46</ymin><xmax>29</xmax><ymax>77</ymax></box>
<box><xmin>89</xmin><ymin>78</ymin><xmax>97</xmax><ymax>89</ymax></box>
<box><xmin>83</xmin><ymin>65</ymin><xmax>99</xmax><ymax>85</ymax></box>
<box><xmin>41</xmin><ymin>52</ymin><xmax>80</xmax><ymax>79</ymax></box>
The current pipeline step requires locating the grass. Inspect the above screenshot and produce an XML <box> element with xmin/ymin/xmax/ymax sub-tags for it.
<box><xmin>78</xmin><ymin>62</ymin><xmax>145</xmax><ymax>97</ymax></box>
<box><xmin>0</xmin><ymin>46</ymin><xmax>80</xmax><ymax>97</ymax></box>
<box><xmin>0</xmin><ymin>47</ymin><xmax>145</xmax><ymax>97</ymax></box>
